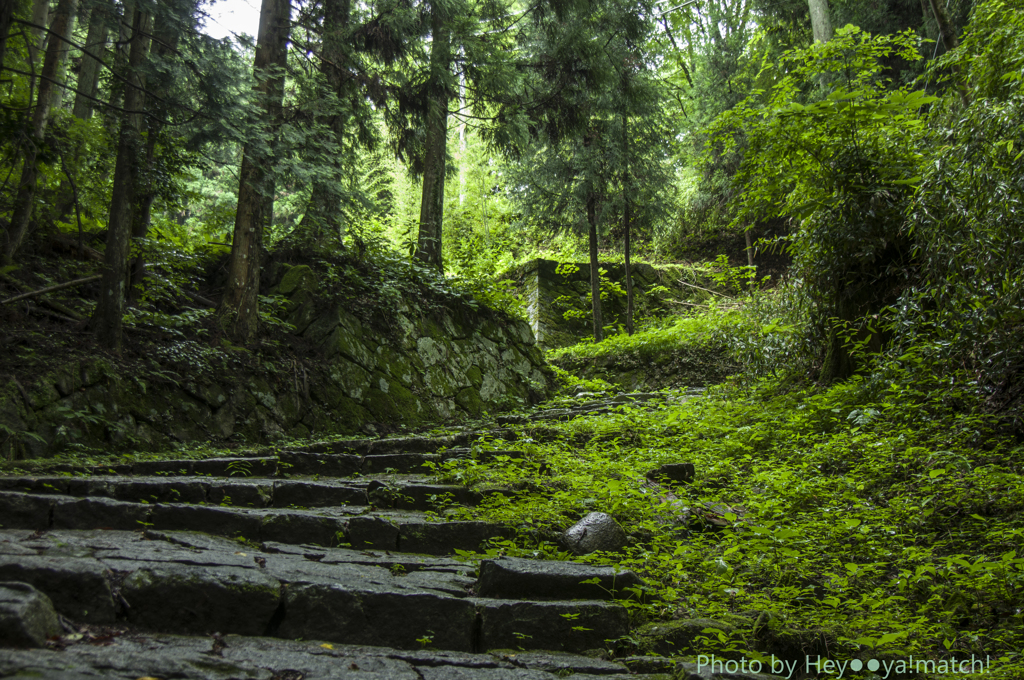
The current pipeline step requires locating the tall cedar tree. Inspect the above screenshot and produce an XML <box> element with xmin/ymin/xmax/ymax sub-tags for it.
<box><xmin>295</xmin><ymin>0</ymin><xmax>409</xmax><ymax>243</ymax></box>
<box><xmin>91</xmin><ymin>7</ymin><xmax>151</xmax><ymax>352</ymax></box>
<box><xmin>415</xmin><ymin>2</ymin><xmax>451</xmax><ymax>271</ymax></box>
<box><xmin>296</xmin><ymin>0</ymin><xmax>356</xmax><ymax>243</ymax></box>
<box><xmin>502</xmin><ymin>0</ymin><xmax>670</xmax><ymax>341</ymax></box>
<box><xmin>72</xmin><ymin>0</ymin><xmax>112</xmax><ymax>120</ymax></box>
<box><xmin>384</xmin><ymin>0</ymin><xmax>516</xmax><ymax>273</ymax></box>
<box><xmin>217</xmin><ymin>0</ymin><xmax>290</xmax><ymax>342</ymax></box>
<box><xmin>128</xmin><ymin>1</ymin><xmax>197</xmax><ymax>301</ymax></box>
<box><xmin>0</xmin><ymin>0</ymin><xmax>13</xmax><ymax>69</ymax></box>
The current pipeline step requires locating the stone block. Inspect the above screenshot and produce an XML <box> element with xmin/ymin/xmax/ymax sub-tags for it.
<box><xmin>0</xmin><ymin>581</ymin><xmax>61</xmax><ymax>647</ymax></box>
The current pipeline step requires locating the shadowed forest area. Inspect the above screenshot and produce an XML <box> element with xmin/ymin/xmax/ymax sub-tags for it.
<box><xmin>0</xmin><ymin>0</ymin><xmax>1022</xmax><ymax>677</ymax></box>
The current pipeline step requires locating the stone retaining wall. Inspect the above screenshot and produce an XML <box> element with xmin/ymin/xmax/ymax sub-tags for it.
<box><xmin>504</xmin><ymin>259</ymin><xmax>665</xmax><ymax>349</ymax></box>
<box><xmin>0</xmin><ymin>264</ymin><xmax>550</xmax><ymax>459</ymax></box>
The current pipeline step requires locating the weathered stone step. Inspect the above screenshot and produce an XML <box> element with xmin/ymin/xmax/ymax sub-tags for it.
<box><xmin>296</xmin><ymin>431</ymin><xmax>513</xmax><ymax>456</ymax></box>
<box><xmin>526</xmin><ymin>393</ymin><xmax>670</xmax><ymax>423</ymax></box>
<box><xmin>0</xmin><ymin>529</ymin><xmax>630</xmax><ymax>655</ymax></box>
<box><xmin>0</xmin><ymin>492</ymin><xmax>512</xmax><ymax>553</ymax></box>
<box><xmin>0</xmin><ymin>475</ymin><xmax>494</xmax><ymax>512</ymax></box>
<box><xmin>1</xmin><ymin>450</ymin><xmax>444</xmax><ymax>479</ymax></box>
<box><xmin>478</xmin><ymin>557</ymin><xmax>645</xmax><ymax>601</ymax></box>
<box><xmin>1</xmin><ymin>444</ymin><xmax>525</xmax><ymax>481</ymax></box>
<box><xmin>0</xmin><ymin>632</ymin><xmax>700</xmax><ymax>679</ymax></box>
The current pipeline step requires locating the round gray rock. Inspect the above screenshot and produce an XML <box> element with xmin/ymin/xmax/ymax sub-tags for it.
<box><xmin>563</xmin><ymin>512</ymin><xmax>628</xmax><ymax>555</ymax></box>
<box><xmin>0</xmin><ymin>581</ymin><xmax>61</xmax><ymax>647</ymax></box>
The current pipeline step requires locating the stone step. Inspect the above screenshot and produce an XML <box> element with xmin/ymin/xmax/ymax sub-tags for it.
<box><xmin>0</xmin><ymin>476</ymin><xmax>495</xmax><ymax>512</ymax></box>
<box><xmin>2</xmin><ymin>445</ymin><xmax>526</xmax><ymax>481</ymax></box>
<box><xmin>0</xmin><ymin>492</ymin><xmax>511</xmax><ymax>553</ymax></box>
<box><xmin>0</xmin><ymin>529</ymin><xmax>631</xmax><ymax>656</ymax></box>
<box><xmin>478</xmin><ymin>556</ymin><xmax>645</xmax><ymax>601</ymax></box>
<box><xmin>296</xmin><ymin>430</ymin><xmax>517</xmax><ymax>456</ymax></box>
<box><xmin>0</xmin><ymin>632</ymin><xmax>707</xmax><ymax>679</ymax></box>
<box><xmin>3</xmin><ymin>451</ymin><xmax>441</xmax><ymax>480</ymax></box>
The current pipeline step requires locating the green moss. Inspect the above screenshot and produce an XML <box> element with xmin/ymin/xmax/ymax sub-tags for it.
<box><xmin>455</xmin><ymin>387</ymin><xmax>484</xmax><ymax>416</ymax></box>
<box><xmin>379</xmin><ymin>347</ymin><xmax>415</xmax><ymax>385</ymax></box>
<box><xmin>635</xmin><ymin>618</ymin><xmax>734</xmax><ymax>657</ymax></box>
<box><xmin>325</xmin><ymin>326</ymin><xmax>376</xmax><ymax>369</ymax></box>
<box><xmin>277</xmin><ymin>264</ymin><xmax>316</xmax><ymax>295</ymax></box>
<box><xmin>424</xmin><ymin>365</ymin><xmax>462</xmax><ymax>398</ymax></box>
<box><xmin>363</xmin><ymin>385</ymin><xmax>418</xmax><ymax>423</ymax></box>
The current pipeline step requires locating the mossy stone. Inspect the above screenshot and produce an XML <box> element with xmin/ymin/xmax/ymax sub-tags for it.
<box><xmin>466</xmin><ymin>365</ymin><xmax>483</xmax><ymax>389</ymax></box>
<box><xmin>25</xmin><ymin>378</ymin><xmax>60</xmax><ymax>410</ymax></box>
<box><xmin>191</xmin><ymin>381</ymin><xmax>228</xmax><ymax>408</ymax></box>
<box><xmin>325</xmin><ymin>361</ymin><xmax>372</xmax><ymax>401</ymax></box>
<box><xmin>635</xmin><ymin>618</ymin><xmax>735</xmax><ymax>657</ymax></box>
<box><xmin>53</xmin><ymin>363</ymin><xmax>82</xmax><ymax>396</ymax></box>
<box><xmin>417</xmin><ymin>337</ymin><xmax>446</xmax><ymax>367</ymax></box>
<box><xmin>479</xmin><ymin>318</ymin><xmax>508</xmax><ymax>343</ymax></box>
<box><xmin>378</xmin><ymin>347</ymin><xmax>415</xmax><ymax>385</ymax></box>
<box><xmin>363</xmin><ymin>382</ymin><xmax>422</xmax><ymax>423</ymax></box>
<box><xmin>455</xmin><ymin>387</ymin><xmax>484</xmax><ymax>416</ymax></box>
<box><xmin>277</xmin><ymin>264</ymin><xmax>316</xmax><ymax>295</ymax></box>
<box><xmin>80</xmin><ymin>359</ymin><xmax>110</xmax><ymax>387</ymax></box>
<box><xmin>324</xmin><ymin>326</ymin><xmax>375</xmax><ymax>369</ymax></box>
<box><xmin>424</xmin><ymin>365</ymin><xmax>462</xmax><ymax>398</ymax></box>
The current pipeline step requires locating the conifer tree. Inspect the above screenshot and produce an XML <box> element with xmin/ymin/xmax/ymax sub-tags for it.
<box><xmin>501</xmin><ymin>0</ymin><xmax>670</xmax><ymax>340</ymax></box>
<box><xmin>217</xmin><ymin>0</ymin><xmax>290</xmax><ymax>342</ymax></box>
<box><xmin>385</xmin><ymin>0</ymin><xmax>518</xmax><ymax>272</ymax></box>
<box><xmin>92</xmin><ymin>5</ymin><xmax>152</xmax><ymax>352</ymax></box>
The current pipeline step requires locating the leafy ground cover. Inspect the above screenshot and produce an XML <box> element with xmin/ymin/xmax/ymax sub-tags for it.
<box><xmin>435</xmin><ymin>369</ymin><xmax>1024</xmax><ymax>677</ymax></box>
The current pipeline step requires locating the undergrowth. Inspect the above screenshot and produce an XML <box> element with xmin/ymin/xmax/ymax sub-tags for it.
<box><xmin>437</xmin><ymin>373</ymin><xmax>1024</xmax><ymax>678</ymax></box>
<box><xmin>546</xmin><ymin>308</ymin><xmax>741</xmax><ymax>364</ymax></box>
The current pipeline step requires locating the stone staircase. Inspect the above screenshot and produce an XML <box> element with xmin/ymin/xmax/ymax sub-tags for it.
<box><xmin>0</xmin><ymin>399</ymin><xmax>774</xmax><ymax>680</ymax></box>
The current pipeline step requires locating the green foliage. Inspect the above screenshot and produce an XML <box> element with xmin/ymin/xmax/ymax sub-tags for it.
<box><xmin>706</xmin><ymin>26</ymin><xmax>938</xmax><ymax>379</ymax></box>
<box><xmin>710</xmin><ymin>25</ymin><xmax>931</xmax><ymax>286</ymax></box>
<box><xmin>548</xmin><ymin>310</ymin><xmax>737</xmax><ymax>364</ymax></box>
<box><xmin>438</xmin><ymin>368</ymin><xmax>1023</xmax><ymax>676</ymax></box>
<box><xmin>707</xmin><ymin>254</ymin><xmax>758</xmax><ymax>295</ymax></box>
<box><xmin>889</xmin><ymin>0</ymin><xmax>1024</xmax><ymax>404</ymax></box>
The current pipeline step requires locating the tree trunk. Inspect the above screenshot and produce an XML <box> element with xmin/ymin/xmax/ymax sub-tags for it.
<box><xmin>217</xmin><ymin>0</ymin><xmax>290</xmax><ymax>343</ymax></box>
<box><xmin>28</xmin><ymin>0</ymin><xmax>49</xmax><ymax>64</ymax></box>
<box><xmin>918</xmin><ymin>0</ymin><xmax>935</xmax><ymax>40</ymax></box>
<box><xmin>72</xmin><ymin>0</ymin><xmax>111</xmax><ymax>120</ymax></box>
<box><xmin>416</xmin><ymin>7</ymin><xmax>450</xmax><ymax>272</ymax></box>
<box><xmin>127</xmin><ymin>129</ymin><xmax>159</xmax><ymax>303</ymax></box>
<box><xmin>298</xmin><ymin>0</ymin><xmax>352</xmax><ymax>245</ymax></box>
<box><xmin>298</xmin><ymin>182</ymin><xmax>338</xmax><ymax>244</ymax></box>
<box><xmin>807</xmin><ymin>0</ymin><xmax>832</xmax><ymax>43</ymax></box>
<box><xmin>587</xmin><ymin>193</ymin><xmax>603</xmax><ymax>343</ymax></box>
<box><xmin>91</xmin><ymin>8</ymin><xmax>150</xmax><ymax>352</ymax></box>
<box><xmin>51</xmin><ymin>0</ymin><xmax>112</xmax><ymax>226</ymax></box>
<box><xmin>926</xmin><ymin>0</ymin><xmax>957</xmax><ymax>51</ymax></box>
<box><xmin>128</xmin><ymin>13</ymin><xmax>188</xmax><ymax>303</ymax></box>
<box><xmin>622</xmin><ymin>114</ymin><xmax>633</xmax><ymax>336</ymax></box>
<box><xmin>745</xmin><ymin>228</ymin><xmax>754</xmax><ymax>267</ymax></box>
<box><xmin>3</xmin><ymin>0</ymin><xmax>79</xmax><ymax>265</ymax></box>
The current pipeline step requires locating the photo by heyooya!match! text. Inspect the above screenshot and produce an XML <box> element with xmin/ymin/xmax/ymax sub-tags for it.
<box><xmin>696</xmin><ymin>654</ymin><xmax>995</xmax><ymax>679</ymax></box>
